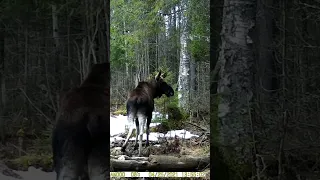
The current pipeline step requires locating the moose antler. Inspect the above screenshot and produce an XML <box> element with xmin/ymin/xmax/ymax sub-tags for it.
<box><xmin>155</xmin><ymin>69</ymin><xmax>168</xmax><ymax>80</ymax></box>
<box><xmin>161</xmin><ymin>72</ymin><xmax>167</xmax><ymax>78</ymax></box>
<box><xmin>155</xmin><ymin>70</ymin><xmax>162</xmax><ymax>80</ymax></box>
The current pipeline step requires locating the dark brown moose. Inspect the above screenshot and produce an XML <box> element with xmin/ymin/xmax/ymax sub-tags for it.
<box><xmin>121</xmin><ymin>70</ymin><xmax>174</xmax><ymax>157</ymax></box>
<box><xmin>52</xmin><ymin>62</ymin><xmax>110</xmax><ymax>180</ymax></box>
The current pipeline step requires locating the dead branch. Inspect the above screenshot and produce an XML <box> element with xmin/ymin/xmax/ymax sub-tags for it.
<box><xmin>184</xmin><ymin>122</ymin><xmax>209</xmax><ymax>133</ymax></box>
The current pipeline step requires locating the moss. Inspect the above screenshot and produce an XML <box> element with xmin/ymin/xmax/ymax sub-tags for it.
<box><xmin>4</xmin><ymin>128</ymin><xmax>54</xmax><ymax>171</ymax></box>
<box><xmin>5</xmin><ymin>153</ymin><xmax>53</xmax><ymax>171</ymax></box>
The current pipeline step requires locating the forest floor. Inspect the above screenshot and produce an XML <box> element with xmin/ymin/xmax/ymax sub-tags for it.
<box><xmin>0</xmin><ymin>109</ymin><xmax>210</xmax><ymax>180</ymax></box>
<box><xmin>110</xmin><ymin>115</ymin><xmax>210</xmax><ymax>158</ymax></box>
<box><xmin>110</xmin><ymin>111</ymin><xmax>210</xmax><ymax>178</ymax></box>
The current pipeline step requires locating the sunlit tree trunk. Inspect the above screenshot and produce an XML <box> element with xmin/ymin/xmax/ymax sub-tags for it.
<box><xmin>178</xmin><ymin>0</ymin><xmax>190</xmax><ymax>111</ymax></box>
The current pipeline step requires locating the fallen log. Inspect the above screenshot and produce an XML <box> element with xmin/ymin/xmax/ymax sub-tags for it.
<box><xmin>110</xmin><ymin>155</ymin><xmax>210</xmax><ymax>172</ymax></box>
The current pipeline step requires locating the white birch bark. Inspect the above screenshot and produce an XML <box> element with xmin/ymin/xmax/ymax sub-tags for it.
<box><xmin>178</xmin><ymin>0</ymin><xmax>190</xmax><ymax>111</ymax></box>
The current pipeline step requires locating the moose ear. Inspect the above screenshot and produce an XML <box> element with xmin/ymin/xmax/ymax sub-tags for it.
<box><xmin>155</xmin><ymin>70</ymin><xmax>162</xmax><ymax>81</ymax></box>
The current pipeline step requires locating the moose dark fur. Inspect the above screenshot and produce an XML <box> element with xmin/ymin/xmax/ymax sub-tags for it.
<box><xmin>121</xmin><ymin>71</ymin><xmax>174</xmax><ymax>157</ymax></box>
<box><xmin>52</xmin><ymin>62</ymin><xmax>110</xmax><ymax>180</ymax></box>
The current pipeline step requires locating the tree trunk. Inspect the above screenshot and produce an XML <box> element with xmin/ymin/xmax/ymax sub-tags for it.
<box><xmin>190</xmin><ymin>58</ymin><xmax>196</xmax><ymax>103</ymax></box>
<box><xmin>0</xmin><ymin>24</ymin><xmax>5</xmax><ymax>109</ymax></box>
<box><xmin>255</xmin><ymin>0</ymin><xmax>274</xmax><ymax>108</ymax></box>
<box><xmin>104</xmin><ymin>0</ymin><xmax>110</xmax><ymax>64</ymax></box>
<box><xmin>24</xmin><ymin>23</ymin><xmax>29</xmax><ymax>116</ymax></box>
<box><xmin>0</xmin><ymin>23</ymin><xmax>6</xmax><ymax>141</ymax></box>
<box><xmin>52</xmin><ymin>4</ymin><xmax>63</xmax><ymax>90</ymax></box>
<box><xmin>110</xmin><ymin>155</ymin><xmax>209</xmax><ymax>172</ymax></box>
<box><xmin>178</xmin><ymin>0</ymin><xmax>190</xmax><ymax>111</ymax></box>
<box><xmin>217</xmin><ymin>0</ymin><xmax>256</xmax><ymax>165</ymax></box>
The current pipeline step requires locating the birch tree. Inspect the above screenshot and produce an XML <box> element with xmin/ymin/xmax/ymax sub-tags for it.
<box><xmin>177</xmin><ymin>0</ymin><xmax>190</xmax><ymax>111</ymax></box>
<box><xmin>217</xmin><ymin>0</ymin><xmax>256</xmax><ymax>168</ymax></box>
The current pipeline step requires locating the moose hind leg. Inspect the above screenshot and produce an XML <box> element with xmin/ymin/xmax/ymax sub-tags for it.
<box><xmin>53</xmin><ymin>127</ymin><xmax>87</xmax><ymax>180</ymax></box>
<box><xmin>137</xmin><ymin>113</ymin><xmax>147</xmax><ymax>157</ymax></box>
<box><xmin>134</xmin><ymin>118</ymin><xmax>139</xmax><ymax>150</ymax></box>
<box><xmin>88</xmin><ymin>143</ymin><xmax>109</xmax><ymax>180</ymax></box>
<box><xmin>121</xmin><ymin>126</ymin><xmax>134</xmax><ymax>152</ymax></box>
<box><xmin>122</xmin><ymin>115</ymin><xmax>135</xmax><ymax>152</ymax></box>
<box><xmin>145</xmin><ymin>125</ymin><xmax>150</xmax><ymax>147</ymax></box>
<box><xmin>56</xmin><ymin>148</ymin><xmax>86</xmax><ymax>180</ymax></box>
<box><xmin>146</xmin><ymin>116</ymin><xmax>151</xmax><ymax>147</ymax></box>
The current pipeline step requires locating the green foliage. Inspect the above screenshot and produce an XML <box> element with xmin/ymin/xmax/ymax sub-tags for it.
<box><xmin>110</xmin><ymin>0</ymin><xmax>168</xmax><ymax>69</ymax></box>
<box><xmin>154</xmin><ymin>81</ymin><xmax>189</xmax><ymax>130</ymax></box>
<box><xmin>5</xmin><ymin>127</ymin><xmax>54</xmax><ymax>171</ymax></box>
<box><xmin>0</xmin><ymin>0</ymin><xmax>66</xmax><ymax>20</ymax></box>
<box><xmin>187</xmin><ymin>0</ymin><xmax>210</xmax><ymax>62</ymax></box>
<box><xmin>5</xmin><ymin>127</ymin><xmax>53</xmax><ymax>171</ymax></box>
<box><xmin>31</xmin><ymin>127</ymin><xmax>52</xmax><ymax>153</ymax></box>
<box><xmin>166</xmin><ymin>105</ymin><xmax>188</xmax><ymax>130</ymax></box>
<box><xmin>113</xmin><ymin>105</ymin><xmax>127</xmax><ymax>116</ymax></box>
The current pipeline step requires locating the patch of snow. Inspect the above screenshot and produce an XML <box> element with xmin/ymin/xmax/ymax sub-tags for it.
<box><xmin>110</xmin><ymin>115</ymin><xmax>127</xmax><ymax>136</ymax></box>
<box><xmin>150</xmin><ymin>122</ymin><xmax>160</xmax><ymax>127</ymax></box>
<box><xmin>128</xmin><ymin>132</ymin><xmax>163</xmax><ymax>142</ymax></box>
<box><xmin>114</xmin><ymin>147</ymin><xmax>122</xmax><ymax>151</ymax></box>
<box><xmin>110</xmin><ymin>136</ymin><xmax>125</xmax><ymax>143</ymax></box>
<box><xmin>110</xmin><ymin>114</ymin><xmax>199</xmax><ymax>143</ymax></box>
<box><xmin>165</xmin><ymin>130</ymin><xmax>199</xmax><ymax>139</ymax></box>
<box><xmin>0</xmin><ymin>167</ymin><xmax>56</xmax><ymax>180</ymax></box>
<box><xmin>110</xmin><ymin>113</ymin><xmax>167</xmax><ymax>137</ymax></box>
<box><xmin>152</xmin><ymin>111</ymin><xmax>167</xmax><ymax>120</ymax></box>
